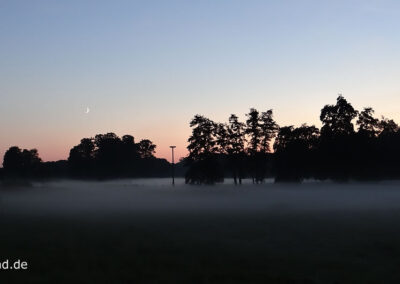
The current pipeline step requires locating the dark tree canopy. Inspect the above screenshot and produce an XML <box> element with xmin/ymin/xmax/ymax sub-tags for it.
<box><xmin>185</xmin><ymin>110</ymin><xmax>279</xmax><ymax>184</ymax></box>
<box><xmin>244</xmin><ymin>108</ymin><xmax>279</xmax><ymax>183</ymax></box>
<box><xmin>259</xmin><ymin>109</ymin><xmax>279</xmax><ymax>153</ymax></box>
<box><xmin>183</xmin><ymin>95</ymin><xmax>400</xmax><ymax>184</ymax></box>
<box><xmin>379</xmin><ymin>117</ymin><xmax>399</xmax><ymax>136</ymax></box>
<box><xmin>320</xmin><ymin>95</ymin><xmax>358</xmax><ymax>137</ymax></box>
<box><xmin>273</xmin><ymin>124</ymin><xmax>319</xmax><ymax>182</ymax></box>
<box><xmin>67</xmin><ymin>132</ymin><xmax>164</xmax><ymax>179</ymax></box>
<box><xmin>68</xmin><ymin>138</ymin><xmax>95</xmax><ymax>174</ymax></box>
<box><xmin>3</xmin><ymin>95</ymin><xmax>400</xmax><ymax>184</ymax></box>
<box><xmin>187</xmin><ymin>115</ymin><xmax>218</xmax><ymax>159</ymax></box>
<box><xmin>227</xmin><ymin>114</ymin><xmax>246</xmax><ymax>156</ymax></box>
<box><xmin>357</xmin><ymin>107</ymin><xmax>379</xmax><ymax>138</ymax></box>
<box><xmin>245</xmin><ymin>108</ymin><xmax>261</xmax><ymax>154</ymax></box>
<box><xmin>274</xmin><ymin>124</ymin><xmax>319</xmax><ymax>153</ymax></box>
<box><xmin>185</xmin><ymin>115</ymin><xmax>224</xmax><ymax>184</ymax></box>
<box><xmin>214</xmin><ymin>123</ymin><xmax>229</xmax><ymax>155</ymax></box>
<box><xmin>138</xmin><ymin>139</ymin><xmax>156</xmax><ymax>158</ymax></box>
<box><xmin>3</xmin><ymin>146</ymin><xmax>42</xmax><ymax>177</ymax></box>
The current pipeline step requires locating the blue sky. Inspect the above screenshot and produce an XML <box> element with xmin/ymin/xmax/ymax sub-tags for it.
<box><xmin>1</xmin><ymin>0</ymin><xmax>400</xmax><ymax>161</ymax></box>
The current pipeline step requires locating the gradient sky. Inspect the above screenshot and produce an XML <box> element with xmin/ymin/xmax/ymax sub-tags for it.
<box><xmin>1</xmin><ymin>0</ymin><xmax>400</xmax><ymax>162</ymax></box>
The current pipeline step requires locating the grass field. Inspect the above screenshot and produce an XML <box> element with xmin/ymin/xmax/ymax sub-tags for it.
<box><xmin>1</xmin><ymin>180</ymin><xmax>400</xmax><ymax>283</ymax></box>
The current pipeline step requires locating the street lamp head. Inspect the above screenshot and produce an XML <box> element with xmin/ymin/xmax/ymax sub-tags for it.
<box><xmin>170</xmin><ymin>146</ymin><xmax>176</xmax><ymax>149</ymax></box>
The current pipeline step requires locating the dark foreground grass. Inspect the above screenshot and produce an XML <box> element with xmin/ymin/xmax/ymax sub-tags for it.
<box><xmin>1</xmin><ymin>210</ymin><xmax>400</xmax><ymax>284</ymax></box>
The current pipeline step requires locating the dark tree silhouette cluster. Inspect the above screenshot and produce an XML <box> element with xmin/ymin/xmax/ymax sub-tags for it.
<box><xmin>68</xmin><ymin>133</ymin><xmax>165</xmax><ymax>178</ymax></box>
<box><xmin>185</xmin><ymin>109</ymin><xmax>279</xmax><ymax>184</ymax></box>
<box><xmin>185</xmin><ymin>95</ymin><xmax>400</xmax><ymax>184</ymax></box>
<box><xmin>2</xmin><ymin>147</ymin><xmax>42</xmax><ymax>178</ymax></box>
<box><xmin>1</xmin><ymin>133</ymin><xmax>170</xmax><ymax>181</ymax></box>
<box><xmin>2</xmin><ymin>96</ymin><xmax>400</xmax><ymax>185</ymax></box>
<box><xmin>313</xmin><ymin>96</ymin><xmax>400</xmax><ymax>181</ymax></box>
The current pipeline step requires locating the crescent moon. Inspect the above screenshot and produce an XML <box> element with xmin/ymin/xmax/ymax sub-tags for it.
<box><xmin>85</xmin><ymin>107</ymin><xmax>90</xmax><ymax>114</ymax></box>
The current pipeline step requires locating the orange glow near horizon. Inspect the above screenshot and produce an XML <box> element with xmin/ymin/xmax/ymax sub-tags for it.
<box><xmin>1</xmin><ymin>96</ymin><xmax>399</xmax><ymax>165</ymax></box>
<box><xmin>0</xmin><ymin>104</ymin><xmax>397</xmax><ymax>165</ymax></box>
<box><xmin>37</xmin><ymin>143</ymin><xmax>188</xmax><ymax>163</ymax></box>
<box><xmin>0</xmin><ymin>125</ymin><xmax>191</xmax><ymax>164</ymax></box>
<box><xmin>0</xmin><ymin>139</ymin><xmax>188</xmax><ymax>164</ymax></box>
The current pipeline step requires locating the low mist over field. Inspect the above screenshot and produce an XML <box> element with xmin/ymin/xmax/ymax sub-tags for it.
<box><xmin>3</xmin><ymin>180</ymin><xmax>400</xmax><ymax>217</ymax></box>
<box><xmin>2</xmin><ymin>181</ymin><xmax>400</xmax><ymax>283</ymax></box>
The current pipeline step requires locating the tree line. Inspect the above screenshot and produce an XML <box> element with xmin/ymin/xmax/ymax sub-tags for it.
<box><xmin>0</xmin><ymin>133</ymin><xmax>171</xmax><ymax>180</ymax></box>
<box><xmin>2</xmin><ymin>95</ymin><xmax>399</xmax><ymax>184</ymax></box>
<box><xmin>184</xmin><ymin>95</ymin><xmax>400</xmax><ymax>184</ymax></box>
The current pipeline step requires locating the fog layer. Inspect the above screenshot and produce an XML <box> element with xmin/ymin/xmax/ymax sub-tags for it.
<box><xmin>2</xmin><ymin>179</ymin><xmax>400</xmax><ymax>218</ymax></box>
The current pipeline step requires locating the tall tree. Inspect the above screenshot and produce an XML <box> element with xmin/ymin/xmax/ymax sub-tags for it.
<box><xmin>318</xmin><ymin>96</ymin><xmax>358</xmax><ymax>181</ymax></box>
<box><xmin>245</xmin><ymin>108</ymin><xmax>261</xmax><ymax>154</ymax></box>
<box><xmin>259</xmin><ymin>109</ymin><xmax>279</xmax><ymax>153</ymax></box>
<box><xmin>3</xmin><ymin>146</ymin><xmax>42</xmax><ymax>177</ymax></box>
<box><xmin>227</xmin><ymin>114</ymin><xmax>246</xmax><ymax>155</ymax></box>
<box><xmin>378</xmin><ymin>117</ymin><xmax>399</xmax><ymax>136</ymax></box>
<box><xmin>121</xmin><ymin>135</ymin><xmax>139</xmax><ymax>174</ymax></box>
<box><xmin>186</xmin><ymin>115</ymin><xmax>223</xmax><ymax>184</ymax></box>
<box><xmin>94</xmin><ymin>133</ymin><xmax>123</xmax><ymax>177</ymax></box>
<box><xmin>376</xmin><ymin>117</ymin><xmax>400</xmax><ymax>178</ymax></box>
<box><xmin>187</xmin><ymin>115</ymin><xmax>218</xmax><ymax>159</ymax></box>
<box><xmin>68</xmin><ymin>138</ymin><xmax>96</xmax><ymax>177</ymax></box>
<box><xmin>215</xmin><ymin>123</ymin><xmax>229</xmax><ymax>155</ymax></box>
<box><xmin>3</xmin><ymin>146</ymin><xmax>23</xmax><ymax>172</ymax></box>
<box><xmin>137</xmin><ymin>139</ymin><xmax>156</xmax><ymax>158</ymax></box>
<box><xmin>273</xmin><ymin>124</ymin><xmax>319</xmax><ymax>182</ymax></box>
<box><xmin>226</xmin><ymin>114</ymin><xmax>246</xmax><ymax>184</ymax></box>
<box><xmin>320</xmin><ymin>95</ymin><xmax>358</xmax><ymax>137</ymax></box>
<box><xmin>357</xmin><ymin>107</ymin><xmax>379</xmax><ymax>137</ymax></box>
<box><xmin>245</xmin><ymin>108</ymin><xmax>278</xmax><ymax>183</ymax></box>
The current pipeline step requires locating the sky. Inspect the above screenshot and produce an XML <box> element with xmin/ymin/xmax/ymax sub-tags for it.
<box><xmin>1</xmin><ymin>0</ymin><xmax>400</xmax><ymax>162</ymax></box>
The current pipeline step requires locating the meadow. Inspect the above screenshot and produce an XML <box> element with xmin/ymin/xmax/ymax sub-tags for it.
<box><xmin>1</xmin><ymin>179</ymin><xmax>400</xmax><ymax>283</ymax></box>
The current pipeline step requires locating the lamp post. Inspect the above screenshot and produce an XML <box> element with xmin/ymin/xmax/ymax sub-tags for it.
<box><xmin>170</xmin><ymin>146</ymin><xmax>176</xmax><ymax>186</ymax></box>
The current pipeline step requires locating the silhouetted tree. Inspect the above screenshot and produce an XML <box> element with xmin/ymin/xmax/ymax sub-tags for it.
<box><xmin>318</xmin><ymin>95</ymin><xmax>359</xmax><ymax>180</ymax></box>
<box><xmin>119</xmin><ymin>135</ymin><xmax>139</xmax><ymax>175</ymax></box>
<box><xmin>257</xmin><ymin>110</ymin><xmax>279</xmax><ymax>182</ymax></box>
<box><xmin>3</xmin><ymin>146</ymin><xmax>24</xmax><ymax>172</ymax></box>
<box><xmin>320</xmin><ymin>95</ymin><xmax>358</xmax><ymax>137</ymax></box>
<box><xmin>21</xmin><ymin>149</ymin><xmax>41</xmax><ymax>171</ymax></box>
<box><xmin>245</xmin><ymin>108</ymin><xmax>261</xmax><ymax>183</ymax></box>
<box><xmin>215</xmin><ymin>123</ymin><xmax>229</xmax><ymax>154</ymax></box>
<box><xmin>226</xmin><ymin>114</ymin><xmax>246</xmax><ymax>184</ymax></box>
<box><xmin>357</xmin><ymin>107</ymin><xmax>379</xmax><ymax>138</ymax></box>
<box><xmin>68</xmin><ymin>138</ymin><xmax>95</xmax><ymax>177</ymax></box>
<box><xmin>245</xmin><ymin>108</ymin><xmax>278</xmax><ymax>183</ymax></box>
<box><xmin>67</xmin><ymin>133</ymin><xmax>165</xmax><ymax>179</ymax></box>
<box><xmin>227</xmin><ymin>115</ymin><xmax>246</xmax><ymax>154</ymax></box>
<box><xmin>94</xmin><ymin>133</ymin><xmax>125</xmax><ymax>177</ymax></box>
<box><xmin>351</xmin><ymin>107</ymin><xmax>380</xmax><ymax>179</ymax></box>
<box><xmin>376</xmin><ymin>117</ymin><xmax>400</xmax><ymax>178</ymax></box>
<box><xmin>378</xmin><ymin>117</ymin><xmax>399</xmax><ymax>136</ymax></box>
<box><xmin>3</xmin><ymin>146</ymin><xmax>42</xmax><ymax>177</ymax></box>
<box><xmin>274</xmin><ymin>124</ymin><xmax>319</xmax><ymax>182</ymax></box>
<box><xmin>185</xmin><ymin>115</ymin><xmax>223</xmax><ymax>184</ymax></box>
<box><xmin>259</xmin><ymin>110</ymin><xmax>279</xmax><ymax>153</ymax></box>
<box><xmin>245</xmin><ymin>108</ymin><xmax>261</xmax><ymax>154</ymax></box>
<box><xmin>187</xmin><ymin>115</ymin><xmax>218</xmax><ymax>157</ymax></box>
<box><xmin>137</xmin><ymin>139</ymin><xmax>156</xmax><ymax>158</ymax></box>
